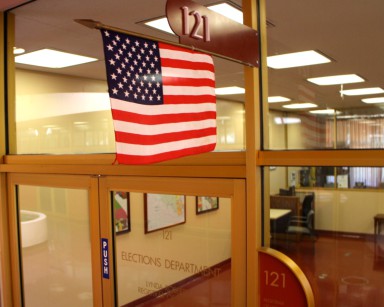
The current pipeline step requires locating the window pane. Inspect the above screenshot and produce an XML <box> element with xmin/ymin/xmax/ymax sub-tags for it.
<box><xmin>269</xmin><ymin>111</ymin><xmax>334</xmax><ymax>150</ymax></box>
<box><xmin>113</xmin><ymin>192</ymin><xmax>231</xmax><ymax>306</ymax></box>
<box><xmin>13</xmin><ymin>1</ymin><xmax>245</xmax><ymax>155</ymax></box>
<box><xmin>266</xmin><ymin>2</ymin><xmax>384</xmax><ymax>150</ymax></box>
<box><xmin>336</xmin><ymin>108</ymin><xmax>384</xmax><ymax>149</ymax></box>
<box><xmin>16</xmin><ymin>70</ymin><xmax>116</xmax><ymax>154</ymax></box>
<box><xmin>267</xmin><ymin>166</ymin><xmax>384</xmax><ymax>306</ymax></box>
<box><xmin>17</xmin><ymin>185</ymin><xmax>93</xmax><ymax>307</ymax></box>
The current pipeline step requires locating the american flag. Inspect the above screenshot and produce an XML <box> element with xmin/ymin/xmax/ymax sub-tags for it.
<box><xmin>101</xmin><ymin>29</ymin><xmax>217</xmax><ymax>164</ymax></box>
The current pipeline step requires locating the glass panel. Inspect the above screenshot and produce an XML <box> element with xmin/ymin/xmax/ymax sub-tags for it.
<box><xmin>336</xmin><ymin>107</ymin><xmax>384</xmax><ymax>149</ymax></box>
<box><xmin>17</xmin><ymin>185</ymin><xmax>93</xmax><ymax>307</ymax></box>
<box><xmin>266</xmin><ymin>2</ymin><xmax>384</xmax><ymax>150</ymax></box>
<box><xmin>269</xmin><ymin>111</ymin><xmax>335</xmax><ymax>150</ymax></box>
<box><xmin>15</xmin><ymin>70</ymin><xmax>116</xmax><ymax>154</ymax></box>
<box><xmin>12</xmin><ymin>1</ymin><xmax>245</xmax><ymax>154</ymax></box>
<box><xmin>113</xmin><ymin>192</ymin><xmax>231</xmax><ymax>306</ymax></box>
<box><xmin>268</xmin><ymin>166</ymin><xmax>384</xmax><ymax>306</ymax></box>
<box><xmin>280</xmin><ymin>166</ymin><xmax>384</xmax><ymax>190</ymax></box>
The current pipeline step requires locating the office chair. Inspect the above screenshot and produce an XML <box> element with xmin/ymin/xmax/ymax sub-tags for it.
<box><xmin>301</xmin><ymin>194</ymin><xmax>314</xmax><ymax>217</ymax></box>
<box><xmin>286</xmin><ymin>209</ymin><xmax>315</xmax><ymax>238</ymax></box>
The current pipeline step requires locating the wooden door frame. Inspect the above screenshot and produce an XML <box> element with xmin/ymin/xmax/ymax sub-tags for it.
<box><xmin>99</xmin><ymin>175</ymin><xmax>247</xmax><ymax>306</ymax></box>
<box><xmin>6</xmin><ymin>173</ymin><xmax>103</xmax><ymax>307</ymax></box>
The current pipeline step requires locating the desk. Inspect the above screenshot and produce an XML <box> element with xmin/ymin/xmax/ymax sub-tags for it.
<box><xmin>270</xmin><ymin>195</ymin><xmax>301</xmax><ymax>215</ymax></box>
<box><xmin>270</xmin><ymin>209</ymin><xmax>292</xmax><ymax>220</ymax></box>
<box><xmin>270</xmin><ymin>209</ymin><xmax>292</xmax><ymax>234</ymax></box>
<box><xmin>374</xmin><ymin>214</ymin><xmax>384</xmax><ymax>242</ymax></box>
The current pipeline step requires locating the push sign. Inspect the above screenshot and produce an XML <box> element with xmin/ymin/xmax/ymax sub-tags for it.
<box><xmin>102</xmin><ymin>238</ymin><xmax>109</xmax><ymax>279</ymax></box>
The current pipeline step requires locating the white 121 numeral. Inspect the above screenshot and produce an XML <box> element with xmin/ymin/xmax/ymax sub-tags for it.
<box><xmin>181</xmin><ymin>6</ymin><xmax>210</xmax><ymax>42</ymax></box>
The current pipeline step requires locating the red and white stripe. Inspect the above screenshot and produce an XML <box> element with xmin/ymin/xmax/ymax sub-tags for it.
<box><xmin>112</xmin><ymin>43</ymin><xmax>216</xmax><ymax>164</ymax></box>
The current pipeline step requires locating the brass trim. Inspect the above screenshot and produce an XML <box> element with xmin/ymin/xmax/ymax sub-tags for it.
<box><xmin>259</xmin><ymin>247</ymin><xmax>315</xmax><ymax>307</ymax></box>
<box><xmin>75</xmin><ymin>19</ymin><xmax>256</xmax><ymax>67</ymax></box>
<box><xmin>3</xmin><ymin>151</ymin><xmax>246</xmax><ymax>166</ymax></box>
<box><xmin>7</xmin><ymin>173</ymin><xmax>103</xmax><ymax>307</ymax></box>
<box><xmin>258</xmin><ymin>149</ymin><xmax>384</xmax><ymax>167</ymax></box>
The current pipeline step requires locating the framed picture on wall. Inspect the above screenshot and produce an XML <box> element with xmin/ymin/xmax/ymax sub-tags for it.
<box><xmin>144</xmin><ymin>193</ymin><xmax>186</xmax><ymax>233</ymax></box>
<box><xmin>112</xmin><ymin>191</ymin><xmax>130</xmax><ymax>234</ymax></box>
<box><xmin>196</xmin><ymin>196</ymin><xmax>219</xmax><ymax>214</ymax></box>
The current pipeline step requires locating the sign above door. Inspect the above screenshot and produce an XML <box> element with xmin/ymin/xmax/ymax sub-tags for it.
<box><xmin>166</xmin><ymin>0</ymin><xmax>259</xmax><ymax>67</ymax></box>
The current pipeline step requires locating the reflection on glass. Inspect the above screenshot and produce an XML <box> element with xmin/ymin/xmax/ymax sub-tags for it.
<box><xmin>267</xmin><ymin>166</ymin><xmax>384</xmax><ymax>307</ymax></box>
<box><xmin>349</xmin><ymin>167</ymin><xmax>384</xmax><ymax>189</ymax></box>
<box><xmin>269</xmin><ymin>98</ymin><xmax>384</xmax><ymax>150</ymax></box>
<box><xmin>114</xmin><ymin>193</ymin><xmax>231</xmax><ymax>306</ymax></box>
<box><xmin>336</xmin><ymin>110</ymin><xmax>384</xmax><ymax>149</ymax></box>
<box><xmin>269</xmin><ymin>111</ymin><xmax>332</xmax><ymax>150</ymax></box>
<box><xmin>18</xmin><ymin>185</ymin><xmax>93</xmax><ymax>307</ymax></box>
<box><xmin>15</xmin><ymin>70</ymin><xmax>246</xmax><ymax>154</ymax></box>
<box><xmin>281</xmin><ymin>166</ymin><xmax>384</xmax><ymax>189</ymax></box>
<box><xmin>112</xmin><ymin>191</ymin><xmax>130</xmax><ymax>234</ymax></box>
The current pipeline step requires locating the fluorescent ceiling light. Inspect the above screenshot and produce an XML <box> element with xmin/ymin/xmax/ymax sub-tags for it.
<box><xmin>145</xmin><ymin>18</ymin><xmax>174</xmax><ymax>34</ymax></box>
<box><xmin>340</xmin><ymin>87</ymin><xmax>384</xmax><ymax>96</ymax></box>
<box><xmin>215</xmin><ymin>86</ymin><xmax>245</xmax><ymax>95</ymax></box>
<box><xmin>307</xmin><ymin>74</ymin><xmax>364</xmax><ymax>86</ymax></box>
<box><xmin>267</xmin><ymin>50</ymin><xmax>331</xmax><ymax>69</ymax></box>
<box><xmin>208</xmin><ymin>3</ymin><xmax>243</xmax><ymax>24</ymax></box>
<box><xmin>144</xmin><ymin>3</ymin><xmax>243</xmax><ymax>34</ymax></box>
<box><xmin>310</xmin><ymin>109</ymin><xmax>339</xmax><ymax>115</ymax></box>
<box><xmin>274</xmin><ymin>117</ymin><xmax>301</xmax><ymax>125</ymax></box>
<box><xmin>268</xmin><ymin>96</ymin><xmax>291</xmax><ymax>103</ymax></box>
<box><xmin>13</xmin><ymin>47</ymin><xmax>25</xmax><ymax>55</ymax></box>
<box><xmin>283</xmin><ymin>103</ymin><xmax>317</xmax><ymax>109</ymax></box>
<box><xmin>362</xmin><ymin>97</ymin><xmax>384</xmax><ymax>104</ymax></box>
<box><xmin>15</xmin><ymin>49</ymin><xmax>97</xmax><ymax>68</ymax></box>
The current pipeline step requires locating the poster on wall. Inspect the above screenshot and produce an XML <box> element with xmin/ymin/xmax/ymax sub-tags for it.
<box><xmin>144</xmin><ymin>193</ymin><xmax>186</xmax><ymax>233</ymax></box>
<box><xmin>196</xmin><ymin>196</ymin><xmax>219</xmax><ymax>214</ymax></box>
<box><xmin>112</xmin><ymin>191</ymin><xmax>130</xmax><ymax>234</ymax></box>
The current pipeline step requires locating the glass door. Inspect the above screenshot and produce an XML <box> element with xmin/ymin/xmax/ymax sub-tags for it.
<box><xmin>7</xmin><ymin>173</ymin><xmax>246</xmax><ymax>306</ymax></box>
<box><xmin>99</xmin><ymin>176</ymin><xmax>246</xmax><ymax>307</ymax></box>
<box><xmin>8</xmin><ymin>173</ymin><xmax>102</xmax><ymax>307</ymax></box>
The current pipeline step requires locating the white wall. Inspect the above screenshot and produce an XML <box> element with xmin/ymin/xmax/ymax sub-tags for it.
<box><xmin>116</xmin><ymin>194</ymin><xmax>231</xmax><ymax>304</ymax></box>
<box><xmin>312</xmin><ymin>188</ymin><xmax>384</xmax><ymax>235</ymax></box>
<box><xmin>15</xmin><ymin>69</ymin><xmax>245</xmax><ymax>154</ymax></box>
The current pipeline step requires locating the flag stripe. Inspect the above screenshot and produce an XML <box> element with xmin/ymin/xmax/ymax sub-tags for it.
<box><xmin>159</xmin><ymin>43</ymin><xmax>214</xmax><ymax>64</ymax></box>
<box><xmin>115</xmin><ymin>127</ymin><xmax>217</xmax><ymax>145</ymax></box>
<box><xmin>111</xmin><ymin>109</ymin><xmax>216</xmax><ymax>125</ymax></box>
<box><xmin>162</xmin><ymin>67</ymin><xmax>215</xmax><ymax>81</ymax></box>
<box><xmin>163</xmin><ymin>95</ymin><xmax>215</xmax><ymax>104</ymax></box>
<box><xmin>162</xmin><ymin>76</ymin><xmax>215</xmax><ymax>87</ymax></box>
<box><xmin>113</xmin><ymin>119</ymin><xmax>216</xmax><ymax>135</ymax></box>
<box><xmin>163</xmin><ymin>85</ymin><xmax>215</xmax><ymax>96</ymax></box>
<box><xmin>116</xmin><ymin>144</ymin><xmax>216</xmax><ymax>165</ymax></box>
<box><xmin>161</xmin><ymin>58</ymin><xmax>214</xmax><ymax>72</ymax></box>
<box><xmin>116</xmin><ymin>135</ymin><xmax>216</xmax><ymax>156</ymax></box>
<box><xmin>110</xmin><ymin>98</ymin><xmax>215</xmax><ymax>115</ymax></box>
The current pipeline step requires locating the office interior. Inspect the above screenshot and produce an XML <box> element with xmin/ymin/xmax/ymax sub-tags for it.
<box><xmin>1</xmin><ymin>0</ymin><xmax>384</xmax><ymax>306</ymax></box>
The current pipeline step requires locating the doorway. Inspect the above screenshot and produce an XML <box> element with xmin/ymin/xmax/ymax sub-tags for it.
<box><xmin>7</xmin><ymin>173</ymin><xmax>246</xmax><ymax>306</ymax></box>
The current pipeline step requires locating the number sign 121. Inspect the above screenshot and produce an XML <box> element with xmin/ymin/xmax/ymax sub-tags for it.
<box><xmin>181</xmin><ymin>6</ymin><xmax>210</xmax><ymax>42</ymax></box>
